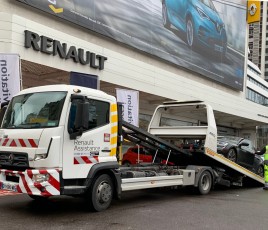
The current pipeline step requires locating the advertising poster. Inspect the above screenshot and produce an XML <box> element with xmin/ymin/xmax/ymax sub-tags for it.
<box><xmin>0</xmin><ymin>53</ymin><xmax>21</xmax><ymax>104</ymax></box>
<box><xmin>17</xmin><ymin>0</ymin><xmax>247</xmax><ymax>91</ymax></box>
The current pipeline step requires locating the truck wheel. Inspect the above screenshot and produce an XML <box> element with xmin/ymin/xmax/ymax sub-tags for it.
<box><xmin>87</xmin><ymin>174</ymin><xmax>114</xmax><ymax>212</ymax></box>
<box><xmin>197</xmin><ymin>171</ymin><xmax>212</xmax><ymax>195</ymax></box>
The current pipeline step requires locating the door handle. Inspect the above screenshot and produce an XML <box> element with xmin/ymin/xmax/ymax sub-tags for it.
<box><xmin>101</xmin><ymin>149</ymin><xmax>111</xmax><ymax>153</ymax></box>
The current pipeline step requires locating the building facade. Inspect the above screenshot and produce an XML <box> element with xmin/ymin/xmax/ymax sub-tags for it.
<box><xmin>248</xmin><ymin>1</ymin><xmax>268</xmax><ymax>80</ymax></box>
<box><xmin>246</xmin><ymin>60</ymin><xmax>268</xmax><ymax>148</ymax></box>
<box><xmin>1</xmin><ymin>0</ymin><xmax>268</xmax><ymax>142</ymax></box>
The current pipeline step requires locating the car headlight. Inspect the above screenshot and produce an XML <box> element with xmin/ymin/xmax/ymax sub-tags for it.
<box><xmin>32</xmin><ymin>174</ymin><xmax>49</xmax><ymax>183</ymax></box>
<box><xmin>196</xmin><ymin>7</ymin><xmax>210</xmax><ymax>20</ymax></box>
<box><xmin>34</xmin><ymin>153</ymin><xmax>48</xmax><ymax>161</ymax></box>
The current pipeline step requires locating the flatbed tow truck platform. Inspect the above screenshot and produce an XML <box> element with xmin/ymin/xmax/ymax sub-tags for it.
<box><xmin>121</xmin><ymin>101</ymin><xmax>264</xmax><ymax>187</ymax></box>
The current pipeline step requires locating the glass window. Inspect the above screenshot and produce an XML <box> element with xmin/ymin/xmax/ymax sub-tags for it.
<box><xmin>68</xmin><ymin>98</ymin><xmax>110</xmax><ymax>133</ymax></box>
<box><xmin>2</xmin><ymin>92</ymin><xmax>67</xmax><ymax>129</ymax></box>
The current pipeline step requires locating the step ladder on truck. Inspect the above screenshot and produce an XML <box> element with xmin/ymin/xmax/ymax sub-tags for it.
<box><xmin>0</xmin><ymin>85</ymin><xmax>264</xmax><ymax>212</ymax></box>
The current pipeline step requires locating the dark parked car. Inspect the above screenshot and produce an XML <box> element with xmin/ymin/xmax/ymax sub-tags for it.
<box><xmin>217</xmin><ymin>136</ymin><xmax>264</xmax><ymax>176</ymax></box>
<box><xmin>162</xmin><ymin>0</ymin><xmax>227</xmax><ymax>55</ymax></box>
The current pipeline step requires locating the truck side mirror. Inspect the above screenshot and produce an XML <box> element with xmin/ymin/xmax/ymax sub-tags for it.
<box><xmin>70</xmin><ymin>102</ymin><xmax>89</xmax><ymax>140</ymax></box>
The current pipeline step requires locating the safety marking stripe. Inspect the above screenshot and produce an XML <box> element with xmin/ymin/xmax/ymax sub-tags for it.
<box><xmin>0</xmin><ymin>138</ymin><xmax>39</xmax><ymax>148</ymax></box>
<box><xmin>111</xmin><ymin>115</ymin><xmax>118</xmax><ymax>123</ymax></box>
<box><xmin>110</xmin><ymin>136</ymin><xmax>117</xmax><ymax>145</ymax></box>
<box><xmin>0</xmin><ymin>169</ymin><xmax>61</xmax><ymax>196</ymax></box>
<box><xmin>0</xmin><ymin>190</ymin><xmax>21</xmax><ymax>196</ymax></box>
<box><xmin>74</xmin><ymin>156</ymin><xmax>99</xmax><ymax>164</ymax></box>
<box><xmin>48</xmin><ymin>173</ymin><xmax>60</xmax><ymax>192</ymax></box>
<box><xmin>111</xmin><ymin>125</ymin><xmax>118</xmax><ymax>133</ymax></box>
<box><xmin>111</xmin><ymin>104</ymin><xmax>117</xmax><ymax>112</ymax></box>
<box><xmin>19</xmin><ymin>139</ymin><xmax>27</xmax><ymax>147</ymax></box>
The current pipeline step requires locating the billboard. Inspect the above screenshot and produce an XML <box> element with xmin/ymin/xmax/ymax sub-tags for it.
<box><xmin>17</xmin><ymin>0</ymin><xmax>247</xmax><ymax>91</ymax></box>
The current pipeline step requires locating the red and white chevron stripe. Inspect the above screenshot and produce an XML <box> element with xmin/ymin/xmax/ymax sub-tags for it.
<box><xmin>0</xmin><ymin>138</ymin><xmax>39</xmax><ymax>148</ymax></box>
<box><xmin>74</xmin><ymin>156</ymin><xmax>99</xmax><ymax>164</ymax></box>
<box><xmin>0</xmin><ymin>169</ymin><xmax>60</xmax><ymax>197</ymax></box>
<box><xmin>0</xmin><ymin>190</ymin><xmax>20</xmax><ymax>196</ymax></box>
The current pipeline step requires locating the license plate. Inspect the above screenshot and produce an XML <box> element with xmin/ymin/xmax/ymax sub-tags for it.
<box><xmin>1</xmin><ymin>182</ymin><xmax>17</xmax><ymax>192</ymax></box>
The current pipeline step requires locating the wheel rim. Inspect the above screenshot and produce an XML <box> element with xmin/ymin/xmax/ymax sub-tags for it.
<box><xmin>227</xmin><ymin>149</ymin><xmax>236</xmax><ymax>162</ymax></box>
<box><xmin>187</xmin><ymin>20</ymin><xmax>193</xmax><ymax>46</ymax></box>
<box><xmin>96</xmin><ymin>181</ymin><xmax>112</xmax><ymax>204</ymax></box>
<box><xmin>200</xmin><ymin>174</ymin><xmax>210</xmax><ymax>191</ymax></box>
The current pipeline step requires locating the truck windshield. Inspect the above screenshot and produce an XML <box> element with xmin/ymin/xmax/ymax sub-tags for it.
<box><xmin>2</xmin><ymin>91</ymin><xmax>67</xmax><ymax>129</ymax></box>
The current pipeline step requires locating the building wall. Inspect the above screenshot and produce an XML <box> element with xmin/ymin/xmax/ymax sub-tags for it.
<box><xmin>1</xmin><ymin>0</ymin><xmax>268</xmax><ymax>126</ymax></box>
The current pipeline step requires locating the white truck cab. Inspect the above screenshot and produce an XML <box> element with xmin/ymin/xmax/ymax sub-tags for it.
<box><xmin>0</xmin><ymin>85</ymin><xmax>119</xmax><ymax>198</ymax></box>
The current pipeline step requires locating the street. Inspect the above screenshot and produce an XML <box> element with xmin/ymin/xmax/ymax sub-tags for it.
<box><xmin>1</xmin><ymin>186</ymin><xmax>268</xmax><ymax>230</ymax></box>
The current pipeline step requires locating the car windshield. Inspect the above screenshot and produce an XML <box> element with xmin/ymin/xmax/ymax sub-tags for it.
<box><xmin>218</xmin><ymin>136</ymin><xmax>241</xmax><ymax>145</ymax></box>
<box><xmin>2</xmin><ymin>91</ymin><xmax>67</xmax><ymax>129</ymax></box>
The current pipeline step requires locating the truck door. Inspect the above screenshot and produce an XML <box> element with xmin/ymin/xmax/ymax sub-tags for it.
<box><xmin>62</xmin><ymin>97</ymin><xmax>113</xmax><ymax>179</ymax></box>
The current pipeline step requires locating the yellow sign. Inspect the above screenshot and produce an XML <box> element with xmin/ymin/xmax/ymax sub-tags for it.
<box><xmin>247</xmin><ymin>1</ymin><xmax>260</xmax><ymax>24</ymax></box>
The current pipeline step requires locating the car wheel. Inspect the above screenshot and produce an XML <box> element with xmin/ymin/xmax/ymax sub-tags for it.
<box><xmin>197</xmin><ymin>170</ymin><xmax>212</xmax><ymax>195</ymax></box>
<box><xmin>162</xmin><ymin>2</ymin><xmax>171</xmax><ymax>29</ymax></box>
<box><xmin>86</xmin><ymin>174</ymin><xmax>114</xmax><ymax>212</ymax></box>
<box><xmin>226</xmin><ymin>148</ymin><xmax>237</xmax><ymax>162</ymax></box>
<box><xmin>186</xmin><ymin>18</ymin><xmax>194</xmax><ymax>47</ymax></box>
<box><xmin>256</xmin><ymin>165</ymin><xmax>264</xmax><ymax>177</ymax></box>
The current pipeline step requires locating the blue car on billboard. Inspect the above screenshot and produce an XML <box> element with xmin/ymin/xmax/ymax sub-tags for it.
<box><xmin>162</xmin><ymin>0</ymin><xmax>227</xmax><ymax>55</ymax></box>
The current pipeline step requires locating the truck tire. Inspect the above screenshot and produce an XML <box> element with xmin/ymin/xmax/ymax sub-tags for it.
<box><xmin>86</xmin><ymin>174</ymin><xmax>114</xmax><ymax>212</ymax></box>
<box><xmin>197</xmin><ymin>170</ymin><xmax>212</xmax><ymax>195</ymax></box>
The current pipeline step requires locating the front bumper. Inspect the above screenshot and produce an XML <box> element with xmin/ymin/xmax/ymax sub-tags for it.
<box><xmin>0</xmin><ymin>168</ymin><xmax>61</xmax><ymax>197</ymax></box>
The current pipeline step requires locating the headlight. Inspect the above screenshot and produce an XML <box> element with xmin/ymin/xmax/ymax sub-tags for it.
<box><xmin>196</xmin><ymin>7</ymin><xmax>210</xmax><ymax>20</ymax></box>
<box><xmin>32</xmin><ymin>174</ymin><xmax>49</xmax><ymax>183</ymax></box>
<box><xmin>34</xmin><ymin>153</ymin><xmax>47</xmax><ymax>161</ymax></box>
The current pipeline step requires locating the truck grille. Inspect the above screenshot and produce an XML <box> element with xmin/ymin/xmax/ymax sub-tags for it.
<box><xmin>0</xmin><ymin>152</ymin><xmax>29</xmax><ymax>169</ymax></box>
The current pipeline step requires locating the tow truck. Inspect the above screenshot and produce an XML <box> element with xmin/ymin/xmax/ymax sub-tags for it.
<box><xmin>0</xmin><ymin>85</ymin><xmax>264</xmax><ymax>211</ymax></box>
